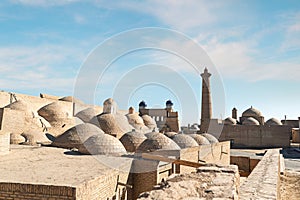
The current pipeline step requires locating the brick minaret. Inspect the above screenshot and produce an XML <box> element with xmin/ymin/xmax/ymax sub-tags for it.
<box><xmin>200</xmin><ymin>68</ymin><xmax>212</xmax><ymax>133</ymax></box>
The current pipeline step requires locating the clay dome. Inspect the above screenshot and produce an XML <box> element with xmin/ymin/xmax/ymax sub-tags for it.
<box><xmin>78</xmin><ymin>134</ymin><xmax>126</xmax><ymax>155</ymax></box>
<box><xmin>242</xmin><ymin>117</ymin><xmax>260</xmax><ymax>125</ymax></box>
<box><xmin>38</xmin><ymin>102</ymin><xmax>71</xmax><ymax>122</ymax></box>
<box><xmin>201</xmin><ymin>133</ymin><xmax>219</xmax><ymax>144</ymax></box>
<box><xmin>10</xmin><ymin>133</ymin><xmax>25</xmax><ymax>144</ymax></box>
<box><xmin>145</xmin><ymin>131</ymin><xmax>161</xmax><ymax>139</ymax></box>
<box><xmin>59</xmin><ymin>96</ymin><xmax>84</xmax><ymax>104</ymax></box>
<box><xmin>265</xmin><ymin>118</ymin><xmax>282</xmax><ymax>126</ymax></box>
<box><xmin>242</xmin><ymin>106</ymin><xmax>262</xmax><ymax>118</ymax></box>
<box><xmin>75</xmin><ymin>107</ymin><xmax>99</xmax><ymax>123</ymax></box>
<box><xmin>172</xmin><ymin>134</ymin><xmax>198</xmax><ymax>149</ymax></box>
<box><xmin>224</xmin><ymin>117</ymin><xmax>237</xmax><ymax>125</ymax></box>
<box><xmin>52</xmin><ymin>123</ymin><xmax>104</xmax><ymax>149</ymax></box>
<box><xmin>142</xmin><ymin>114</ymin><xmax>157</xmax><ymax>129</ymax></box>
<box><xmin>4</xmin><ymin>100</ymin><xmax>32</xmax><ymax>116</ymax></box>
<box><xmin>188</xmin><ymin>134</ymin><xmax>210</xmax><ymax>145</ymax></box>
<box><xmin>90</xmin><ymin>113</ymin><xmax>123</xmax><ymax>135</ymax></box>
<box><xmin>126</xmin><ymin>113</ymin><xmax>148</xmax><ymax>131</ymax></box>
<box><xmin>164</xmin><ymin>132</ymin><xmax>178</xmax><ymax>138</ymax></box>
<box><xmin>136</xmin><ymin>132</ymin><xmax>180</xmax><ymax>153</ymax></box>
<box><xmin>21</xmin><ymin>130</ymin><xmax>52</xmax><ymax>145</ymax></box>
<box><xmin>119</xmin><ymin>130</ymin><xmax>147</xmax><ymax>152</ymax></box>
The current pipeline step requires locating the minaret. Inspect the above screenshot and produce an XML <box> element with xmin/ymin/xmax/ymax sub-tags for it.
<box><xmin>200</xmin><ymin>68</ymin><xmax>212</xmax><ymax>133</ymax></box>
<box><xmin>232</xmin><ymin>107</ymin><xmax>237</xmax><ymax>119</ymax></box>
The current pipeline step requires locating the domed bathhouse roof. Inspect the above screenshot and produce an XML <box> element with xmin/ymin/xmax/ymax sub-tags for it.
<box><xmin>201</xmin><ymin>133</ymin><xmax>219</xmax><ymax>144</ymax></box>
<box><xmin>119</xmin><ymin>129</ymin><xmax>147</xmax><ymax>152</ymax></box>
<box><xmin>242</xmin><ymin>117</ymin><xmax>260</xmax><ymax>125</ymax></box>
<box><xmin>164</xmin><ymin>132</ymin><xmax>178</xmax><ymax>138</ymax></box>
<box><xmin>90</xmin><ymin>113</ymin><xmax>123</xmax><ymax>136</ymax></box>
<box><xmin>144</xmin><ymin>131</ymin><xmax>161</xmax><ymax>139</ymax></box>
<box><xmin>224</xmin><ymin>117</ymin><xmax>237</xmax><ymax>125</ymax></box>
<box><xmin>136</xmin><ymin>132</ymin><xmax>180</xmax><ymax>153</ymax></box>
<box><xmin>59</xmin><ymin>96</ymin><xmax>84</xmax><ymax>104</ymax></box>
<box><xmin>75</xmin><ymin>107</ymin><xmax>99</xmax><ymax>123</ymax></box>
<box><xmin>4</xmin><ymin>100</ymin><xmax>32</xmax><ymax>116</ymax></box>
<box><xmin>78</xmin><ymin>134</ymin><xmax>127</xmax><ymax>155</ymax></box>
<box><xmin>21</xmin><ymin>130</ymin><xmax>52</xmax><ymax>145</ymax></box>
<box><xmin>188</xmin><ymin>134</ymin><xmax>210</xmax><ymax>145</ymax></box>
<box><xmin>242</xmin><ymin>106</ymin><xmax>262</xmax><ymax>118</ymax></box>
<box><xmin>265</xmin><ymin>118</ymin><xmax>282</xmax><ymax>126</ymax></box>
<box><xmin>52</xmin><ymin>123</ymin><xmax>104</xmax><ymax>149</ymax></box>
<box><xmin>126</xmin><ymin>113</ymin><xmax>149</xmax><ymax>132</ymax></box>
<box><xmin>142</xmin><ymin>114</ymin><xmax>157</xmax><ymax>130</ymax></box>
<box><xmin>37</xmin><ymin>102</ymin><xmax>71</xmax><ymax>123</ymax></box>
<box><xmin>172</xmin><ymin>134</ymin><xmax>198</xmax><ymax>149</ymax></box>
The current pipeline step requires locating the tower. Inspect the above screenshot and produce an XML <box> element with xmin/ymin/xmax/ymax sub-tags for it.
<box><xmin>200</xmin><ymin>68</ymin><xmax>212</xmax><ymax>133</ymax></box>
<box><xmin>232</xmin><ymin>107</ymin><xmax>237</xmax><ymax>119</ymax></box>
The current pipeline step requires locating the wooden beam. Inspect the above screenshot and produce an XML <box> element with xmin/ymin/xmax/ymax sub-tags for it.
<box><xmin>141</xmin><ymin>153</ymin><xmax>205</xmax><ymax>168</ymax></box>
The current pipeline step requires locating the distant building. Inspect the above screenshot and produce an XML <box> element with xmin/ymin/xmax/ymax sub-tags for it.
<box><xmin>199</xmin><ymin>68</ymin><xmax>291</xmax><ymax>148</ymax></box>
<box><xmin>139</xmin><ymin>100</ymin><xmax>179</xmax><ymax>132</ymax></box>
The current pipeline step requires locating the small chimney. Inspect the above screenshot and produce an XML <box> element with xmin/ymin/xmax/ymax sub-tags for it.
<box><xmin>232</xmin><ymin>107</ymin><xmax>237</xmax><ymax>119</ymax></box>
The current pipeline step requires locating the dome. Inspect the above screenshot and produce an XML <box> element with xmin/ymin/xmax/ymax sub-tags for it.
<box><xmin>242</xmin><ymin>106</ymin><xmax>262</xmax><ymax>118</ymax></box>
<box><xmin>10</xmin><ymin>133</ymin><xmax>25</xmax><ymax>144</ymax></box>
<box><xmin>164</xmin><ymin>132</ymin><xmax>178</xmax><ymax>138</ymax></box>
<box><xmin>75</xmin><ymin>108</ymin><xmax>99</xmax><ymax>123</ymax></box>
<box><xmin>172</xmin><ymin>134</ymin><xmax>198</xmax><ymax>148</ymax></box>
<box><xmin>166</xmin><ymin>100</ymin><xmax>173</xmax><ymax>106</ymax></box>
<box><xmin>242</xmin><ymin>117</ymin><xmax>260</xmax><ymax>125</ymax></box>
<box><xmin>78</xmin><ymin>134</ymin><xmax>126</xmax><ymax>155</ymax></box>
<box><xmin>139</xmin><ymin>101</ymin><xmax>147</xmax><ymax>108</ymax></box>
<box><xmin>145</xmin><ymin>131</ymin><xmax>161</xmax><ymax>139</ymax></box>
<box><xmin>265</xmin><ymin>118</ymin><xmax>282</xmax><ymax>126</ymax></box>
<box><xmin>59</xmin><ymin>96</ymin><xmax>84</xmax><ymax>104</ymax></box>
<box><xmin>90</xmin><ymin>113</ymin><xmax>122</xmax><ymax>135</ymax></box>
<box><xmin>38</xmin><ymin>102</ymin><xmax>71</xmax><ymax>122</ymax></box>
<box><xmin>188</xmin><ymin>134</ymin><xmax>210</xmax><ymax>145</ymax></box>
<box><xmin>224</xmin><ymin>117</ymin><xmax>237</xmax><ymax>125</ymax></box>
<box><xmin>21</xmin><ymin>130</ymin><xmax>51</xmax><ymax>145</ymax></box>
<box><xmin>201</xmin><ymin>133</ymin><xmax>219</xmax><ymax>144</ymax></box>
<box><xmin>142</xmin><ymin>115</ymin><xmax>157</xmax><ymax>130</ymax></box>
<box><xmin>5</xmin><ymin>100</ymin><xmax>32</xmax><ymax>116</ymax></box>
<box><xmin>52</xmin><ymin>123</ymin><xmax>104</xmax><ymax>149</ymax></box>
<box><xmin>136</xmin><ymin>132</ymin><xmax>180</xmax><ymax>153</ymax></box>
<box><xmin>119</xmin><ymin>130</ymin><xmax>147</xmax><ymax>152</ymax></box>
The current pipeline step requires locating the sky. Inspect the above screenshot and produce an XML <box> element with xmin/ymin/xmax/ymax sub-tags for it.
<box><xmin>0</xmin><ymin>0</ymin><xmax>300</xmax><ymax>125</ymax></box>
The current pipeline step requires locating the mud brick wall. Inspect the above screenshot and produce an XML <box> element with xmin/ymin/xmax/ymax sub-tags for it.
<box><xmin>240</xmin><ymin>149</ymin><xmax>281</xmax><ymax>199</ymax></box>
<box><xmin>0</xmin><ymin>183</ymin><xmax>75</xmax><ymax>200</ymax></box>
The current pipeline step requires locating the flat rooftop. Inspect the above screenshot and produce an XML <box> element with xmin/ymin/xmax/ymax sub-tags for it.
<box><xmin>0</xmin><ymin>145</ymin><xmax>132</xmax><ymax>187</ymax></box>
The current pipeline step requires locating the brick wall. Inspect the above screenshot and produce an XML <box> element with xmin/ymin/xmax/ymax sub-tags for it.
<box><xmin>0</xmin><ymin>183</ymin><xmax>75</xmax><ymax>200</ymax></box>
<box><xmin>240</xmin><ymin>149</ymin><xmax>281</xmax><ymax>199</ymax></box>
<box><xmin>218</xmin><ymin>125</ymin><xmax>291</xmax><ymax>148</ymax></box>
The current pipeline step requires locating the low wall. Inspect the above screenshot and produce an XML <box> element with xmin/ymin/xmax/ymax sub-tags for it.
<box><xmin>240</xmin><ymin>149</ymin><xmax>281</xmax><ymax>199</ymax></box>
<box><xmin>0</xmin><ymin>183</ymin><xmax>75</xmax><ymax>200</ymax></box>
<box><xmin>231</xmin><ymin>156</ymin><xmax>260</xmax><ymax>177</ymax></box>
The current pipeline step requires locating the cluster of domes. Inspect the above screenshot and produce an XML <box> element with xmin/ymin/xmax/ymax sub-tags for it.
<box><xmin>224</xmin><ymin>106</ymin><xmax>283</xmax><ymax>126</ymax></box>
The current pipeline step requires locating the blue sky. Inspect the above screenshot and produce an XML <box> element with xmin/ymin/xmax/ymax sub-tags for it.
<box><xmin>0</xmin><ymin>0</ymin><xmax>300</xmax><ymax>125</ymax></box>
